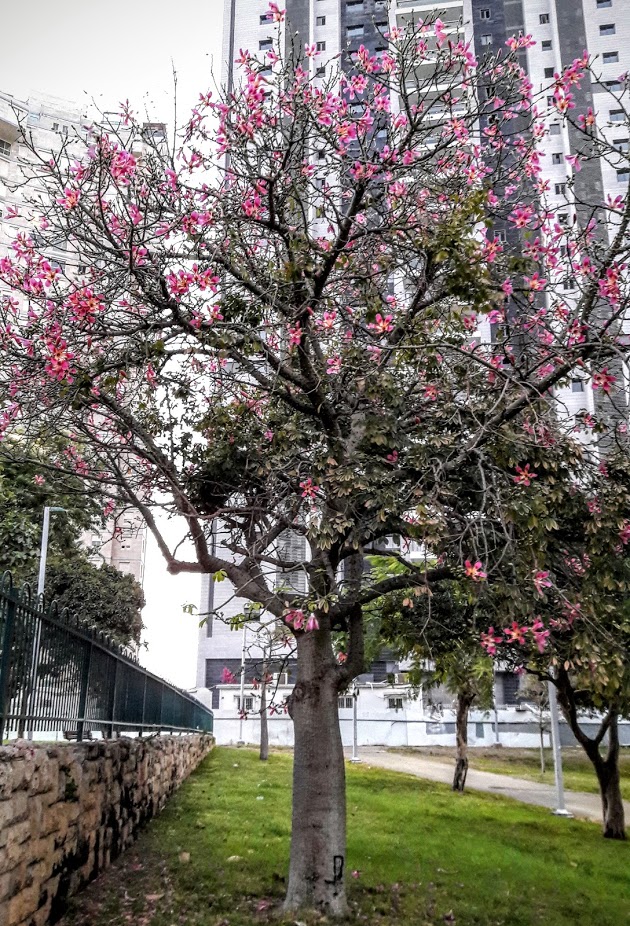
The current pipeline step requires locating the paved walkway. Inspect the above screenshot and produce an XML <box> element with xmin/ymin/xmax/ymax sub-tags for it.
<box><xmin>349</xmin><ymin>748</ymin><xmax>630</xmax><ymax>824</ymax></box>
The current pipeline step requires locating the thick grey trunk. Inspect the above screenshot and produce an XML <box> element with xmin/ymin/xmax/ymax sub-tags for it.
<box><xmin>283</xmin><ymin>628</ymin><xmax>348</xmax><ymax>916</ymax></box>
<box><xmin>598</xmin><ymin>764</ymin><xmax>626</xmax><ymax>840</ymax></box>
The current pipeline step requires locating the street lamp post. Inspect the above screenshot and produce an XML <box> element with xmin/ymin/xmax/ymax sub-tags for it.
<box><xmin>350</xmin><ymin>683</ymin><xmax>361</xmax><ymax>763</ymax></box>
<box><xmin>237</xmin><ymin>621</ymin><xmax>247</xmax><ymax>746</ymax></box>
<box><xmin>25</xmin><ymin>506</ymin><xmax>65</xmax><ymax>740</ymax></box>
<box><xmin>547</xmin><ymin>674</ymin><xmax>573</xmax><ymax>817</ymax></box>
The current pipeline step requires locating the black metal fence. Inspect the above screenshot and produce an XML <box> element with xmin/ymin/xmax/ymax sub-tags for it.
<box><xmin>0</xmin><ymin>573</ymin><xmax>213</xmax><ymax>741</ymax></box>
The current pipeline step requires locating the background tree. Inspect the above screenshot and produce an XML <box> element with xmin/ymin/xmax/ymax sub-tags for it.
<box><xmin>0</xmin><ymin>448</ymin><xmax>144</xmax><ymax>644</ymax></box>
<box><xmin>1</xmin><ymin>9</ymin><xmax>630</xmax><ymax>911</ymax></box>
<box><xmin>378</xmin><ymin>574</ymin><xmax>494</xmax><ymax>791</ymax></box>
<box><xmin>480</xmin><ymin>448</ymin><xmax>630</xmax><ymax>839</ymax></box>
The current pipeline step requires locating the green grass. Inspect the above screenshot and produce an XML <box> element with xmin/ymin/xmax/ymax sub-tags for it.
<box><xmin>61</xmin><ymin>747</ymin><xmax>630</xmax><ymax>926</ymax></box>
<box><xmin>392</xmin><ymin>746</ymin><xmax>630</xmax><ymax>801</ymax></box>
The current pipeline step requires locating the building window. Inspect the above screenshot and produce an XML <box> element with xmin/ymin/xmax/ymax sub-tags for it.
<box><xmin>541</xmin><ymin>39</ymin><xmax>552</xmax><ymax>50</ymax></box>
<box><xmin>610</xmin><ymin>109</ymin><xmax>625</xmax><ymax>122</ymax></box>
<box><xmin>555</xmin><ymin>182</ymin><xmax>566</xmax><ymax>194</ymax></box>
<box><xmin>259</xmin><ymin>38</ymin><xmax>273</xmax><ymax>50</ymax></box>
<box><xmin>539</xmin><ymin>12</ymin><xmax>550</xmax><ymax>23</ymax></box>
<box><xmin>617</xmin><ymin>169</ymin><xmax>630</xmax><ymax>183</ymax></box>
<box><xmin>316</xmin><ymin>40</ymin><xmax>326</xmax><ymax>51</ymax></box>
<box><xmin>0</xmin><ymin>138</ymin><xmax>11</xmax><ymax>159</ymax></box>
<box><xmin>259</xmin><ymin>12</ymin><xmax>273</xmax><ymax>23</ymax></box>
<box><xmin>480</xmin><ymin>34</ymin><xmax>493</xmax><ymax>46</ymax></box>
<box><xmin>52</xmin><ymin>122</ymin><xmax>59</xmax><ymax>131</ymax></box>
<box><xmin>388</xmin><ymin>697</ymin><xmax>404</xmax><ymax>711</ymax></box>
<box><xmin>316</xmin><ymin>15</ymin><xmax>326</xmax><ymax>25</ymax></box>
<box><xmin>480</xmin><ymin>8</ymin><xmax>491</xmax><ymax>19</ymax></box>
<box><xmin>338</xmin><ymin>696</ymin><xmax>354</xmax><ymax>710</ymax></box>
<box><xmin>603</xmin><ymin>51</ymin><xmax>619</xmax><ymax>63</ymax></box>
<box><xmin>572</xmin><ymin>379</ymin><xmax>585</xmax><ymax>392</ymax></box>
<box><xmin>475</xmin><ymin>722</ymin><xmax>485</xmax><ymax>738</ymax></box>
<box><xmin>600</xmin><ymin>23</ymin><xmax>616</xmax><ymax>35</ymax></box>
<box><xmin>236</xmin><ymin>696</ymin><xmax>254</xmax><ymax>712</ymax></box>
<box><xmin>613</xmin><ymin>138</ymin><xmax>629</xmax><ymax>152</ymax></box>
<box><xmin>552</xmin><ymin>152</ymin><xmax>564</xmax><ymax>164</ymax></box>
<box><xmin>559</xmin><ymin>213</ymin><xmax>569</xmax><ymax>226</ymax></box>
<box><xmin>316</xmin><ymin>66</ymin><xmax>326</xmax><ymax>77</ymax></box>
<box><xmin>606</xmin><ymin>80</ymin><xmax>623</xmax><ymax>92</ymax></box>
<box><xmin>547</xmin><ymin>95</ymin><xmax>555</xmax><ymax>106</ymax></box>
<box><xmin>563</xmin><ymin>276</ymin><xmax>576</xmax><ymax>290</ymax></box>
<box><xmin>597</xmin><ymin>0</ymin><xmax>613</xmax><ymax>7</ymax></box>
<box><xmin>544</xmin><ymin>67</ymin><xmax>555</xmax><ymax>78</ymax></box>
<box><xmin>550</xmin><ymin>123</ymin><xmax>562</xmax><ymax>135</ymax></box>
<box><xmin>347</xmin><ymin>0</ymin><xmax>364</xmax><ymax>6</ymax></box>
<box><xmin>347</xmin><ymin>25</ymin><xmax>364</xmax><ymax>37</ymax></box>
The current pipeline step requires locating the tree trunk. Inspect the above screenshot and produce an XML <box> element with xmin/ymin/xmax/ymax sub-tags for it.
<box><xmin>259</xmin><ymin>660</ymin><xmax>269</xmax><ymax>762</ymax></box>
<box><xmin>539</xmin><ymin>718</ymin><xmax>545</xmax><ymax>775</ymax></box>
<box><xmin>593</xmin><ymin>715</ymin><xmax>626</xmax><ymax>840</ymax></box>
<box><xmin>453</xmin><ymin>691</ymin><xmax>473</xmax><ymax>792</ymax></box>
<box><xmin>555</xmin><ymin>671</ymin><xmax>625</xmax><ymax>840</ymax></box>
<box><xmin>595</xmin><ymin>759</ymin><xmax>626</xmax><ymax>840</ymax></box>
<box><xmin>284</xmin><ymin>626</ymin><xmax>348</xmax><ymax>916</ymax></box>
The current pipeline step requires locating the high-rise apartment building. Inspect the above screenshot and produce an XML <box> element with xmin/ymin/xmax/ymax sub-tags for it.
<box><xmin>195</xmin><ymin>0</ymin><xmax>629</xmax><ymax>708</ymax></box>
<box><xmin>0</xmin><ymin>90</ymin><xmax>148</xmax><ymax>587</ymax></box>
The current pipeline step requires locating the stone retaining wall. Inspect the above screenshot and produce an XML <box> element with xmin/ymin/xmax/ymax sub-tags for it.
<box><xmin>0</xmin><ymin>734</ymin><xmax>213</xmax><ymax>926</ymax></box>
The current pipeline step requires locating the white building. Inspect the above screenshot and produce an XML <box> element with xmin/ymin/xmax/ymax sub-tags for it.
<box><xmin>0</xmin><ymin>90</ymin><xmax>147</xmax><ymax>587</ymax></box>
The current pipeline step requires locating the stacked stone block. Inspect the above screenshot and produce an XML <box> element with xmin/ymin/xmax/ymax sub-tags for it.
<box><xmin>0</xmin><ymin>734</ymin><xmax>213</xmax><ymax>926</ymax></box>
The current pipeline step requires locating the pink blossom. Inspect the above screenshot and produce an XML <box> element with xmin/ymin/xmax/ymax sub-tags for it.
<box><xmin>481</xmin><ymin>627</ymin><xmax>502</xmax><ymax>655</ymax></box>
<box><xmin>592</xmin><ymin>368</ymin><xmax>616</xmax><ymax>394</ymax></box>
<box><xmin>533</xmin><ymin>570</ymin><xmax>552</xmax><ymax>596</ymax></box>
<box><xmin>513</xmin><ymin>464</ymin><xmax>537</xmax><ymax>487</ymax></box>
<box><xmin>503</xmin><ymin>621</ymin><xmax>527</xmax><ymax>644</ymax></box>
<box><xmin>368</xmin><ymin>313</ymin><xmax>394</xmax><ymax>335</ymax></box>
<box><xmin>305</xmin><ymin>614</ymin><xmax>320</xmax><ymax>632</ymax></box>
<box><xmin>530</xmin><ymin>618</ymin><xmax>550</xmax><ymax>653</ymax></box>
<box><xmin>465</xmin><ymin>560</ymin><xmax>487</xmax><ymax>582</ymax></box>
<box><xmin>300</xmin><ymin>477</ymin><xmax>318</xmax><ymax>499</ymax></box>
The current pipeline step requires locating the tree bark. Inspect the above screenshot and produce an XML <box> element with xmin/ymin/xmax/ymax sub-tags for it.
<box><xmin>284</xmin><ymin>626</ymin><xmax>348</xmax><ymax>916</ymax></box>
<box><xmin>554</xmin><ymin>670</ymin><xmax>625</xmax><ymax>840</ymax></box>
<box><xmin>259</xmin><ymin>659</ymin><xmax>269</xmax><ymax>762</ymax></box>
<box><xmin>593</xmin><ymin>715</ymin><xmax>626</xmax><ymax>840</ymax></box>
<box><xmin>453</xmin><ymin>691</ymin><xmax>474</xmax><ymax>792</ymax></box>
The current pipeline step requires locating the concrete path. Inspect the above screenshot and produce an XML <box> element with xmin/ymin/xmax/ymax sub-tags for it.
<box><xmin>349</xmin><ymin>747</ymin><xmax>630</xmax><ymax>824</ymax></box>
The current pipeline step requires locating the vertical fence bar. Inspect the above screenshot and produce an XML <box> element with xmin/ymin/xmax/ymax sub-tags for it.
<box><xmin>76</xmin><ymin>641</ymin><xmax>93</xmax><ymax>742</ymax></box>
<box><xmin>108</xmin><ymin>657</ymin><xmax>119</xmax><ymax>738</ymax></box>
<box><xmin>140</xmin><ymin>673</ymin><xmax>147</xmax><ymax>737</ymax></box>
<box><xmin>0</xmin><ymin>594</ymin><xmax>17</xmax><ymax>743</ymax></box>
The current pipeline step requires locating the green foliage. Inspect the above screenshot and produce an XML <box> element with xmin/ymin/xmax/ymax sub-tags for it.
<box><xmin>0</xmin><ymin>447</ymin><xmax>100</xmax><ymax>583</ymax></box>
<box><xmin>0</xmin><ymin>447</ymin><xmax>143</xmax><ymax>646</ymax></box>
<box><xmin>46</xmin><ymin>556</ymin><xmax>144</xmax><ymax>646</ymax></box>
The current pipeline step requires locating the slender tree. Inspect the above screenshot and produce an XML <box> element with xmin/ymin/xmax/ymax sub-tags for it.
<box><xmin>1</xmin><ymin>9</ymin><xmax>630</xmax><ymax>909</ymax></box>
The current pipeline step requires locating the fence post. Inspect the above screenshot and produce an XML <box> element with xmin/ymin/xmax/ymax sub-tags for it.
<box><xmin>108</xmin><ymin>658</ymin><xmax>119</xmax><ymax>739</ymax></box>
<box><xmin>139</xmin><ymin>674</ymin><xmax>147</xmax><ymax>737</ymax></box>
<box><xmin>0</xmin><ymin>595</ymin><xmax>17</xmax><ymax>743</ymax></box>
<box><xmin>76</xmin><ymin>642</ymin><xmax>93</xmax><ymax>742</ymax></box>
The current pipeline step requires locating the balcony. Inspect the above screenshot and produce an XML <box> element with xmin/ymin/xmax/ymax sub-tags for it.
<box><xmin>0</xmin><ymin>97</ymin><xmax>21</xmax><ymax>143</ymax></box>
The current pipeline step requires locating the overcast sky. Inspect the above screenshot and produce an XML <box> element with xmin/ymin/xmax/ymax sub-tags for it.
<box><xmin>0</xmin><ymin>0</ymin><xmax>225</xmax><ymax>689</ymax></box>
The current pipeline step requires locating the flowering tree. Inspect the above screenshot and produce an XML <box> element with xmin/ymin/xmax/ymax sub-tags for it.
<box><xmin>1</xmin><ymin>7</ymin><xmax>630</xmax><ymax>910</ymax></box>
<box><xmin>479</xmin><ymin>448</ymin><xmax>630</xmax><ymax>840</ymax></box>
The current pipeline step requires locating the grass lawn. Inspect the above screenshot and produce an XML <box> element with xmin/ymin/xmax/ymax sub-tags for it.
<box><xmin>390</xmin><ymin>746</ymin><xmax>630</xmax><ymax>802</ymax></box>
<box><xmin>60</xmin><ymin>747</ymin><xmax>630</xmax><ymax>926</ymax></box>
